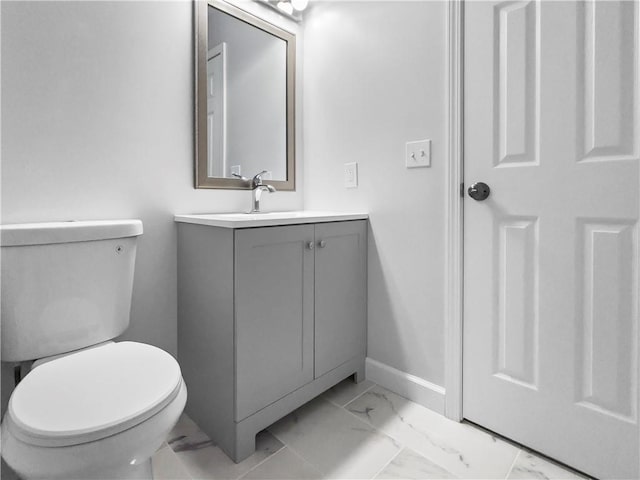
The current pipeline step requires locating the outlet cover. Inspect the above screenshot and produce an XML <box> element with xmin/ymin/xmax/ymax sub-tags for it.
<box><xmin>406</xmin><ymin>140</ymin><xmax>431</xmax><ymax>168</ymax></box>
<box><xmin>344</xmin><ymin>162</ymin><xmax>358</xmax><ymax>188</ymax></box>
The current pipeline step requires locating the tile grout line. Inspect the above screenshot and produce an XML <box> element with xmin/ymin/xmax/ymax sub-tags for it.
<box><xmin>266</xmin><ymin>427</ymin><xmax>288</xmax><ymax>449</ymax></box>
<box><xmin>235</xmin><ymin>443</ymin><xmax>288</xmax><ymax>480</ymax></box>
<box><xmin>266</xmin><ymin>427</ymin><xmax>327</xmax><ymax>478</ymax></box>
<box><xmin>151</xmin><ymin>444</ymin><xmax>192</xmax><ymax>480</ymax></box>
<box><xmin>284</xmin><ymin>443</ymin><xmax>328</xmax><ymax>479</ymax></box>
<box><xmin>340</xmin><ymin>382</ymin><xmax>377</xmax><ymax>409</ymax></box>
<box><xmin>503</xmin><ymin>449</ymin><xmax>522</xmax><ymax>479</ymax></box>
<box><xmin>369</xmin><ymin>447</ymin><xmax>405</xmax><ymax>480</ymax></box>
<box><xmin>169</xmin><ymin>444</ymin><xmax>195</xmax><ymax>480</ymax></box>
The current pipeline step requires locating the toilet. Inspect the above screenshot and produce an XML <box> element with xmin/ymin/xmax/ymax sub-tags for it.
<box><xmin>0</xmin><ymin>219</ymin><xmax>187</xmax><ymax>480</ymax></box>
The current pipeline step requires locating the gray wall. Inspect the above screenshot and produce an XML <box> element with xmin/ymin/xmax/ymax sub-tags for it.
<box><xmin>303</xmin><ymin>1</ymin><xmax>448</xmax><ymax>388</ymax></box>
<box><xmin>1</xmin><ymin>0</ymin><xmax>449</xmax><ymax>414</ymax></box>
<box><xmin>1</xmin><ymin>0</ymin><xmax>302</xmax><ymax>363</ymax></box>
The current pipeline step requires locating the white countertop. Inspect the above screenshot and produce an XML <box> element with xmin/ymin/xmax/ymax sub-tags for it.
<box><xmin>174</xmin><ymin>211</ymin><xmax>369</xmax><ymax>229</ymax></box>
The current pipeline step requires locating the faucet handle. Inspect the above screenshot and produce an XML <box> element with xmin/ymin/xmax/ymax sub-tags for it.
<box><xmin>251</xmin><ymin>170</ymin><xmax>269</xmax><ymax>187</ymax></box>
<box><xmin>231</xmin><ymin>172</ymin><xmax>249</xmax><ymax>182</ymax></box>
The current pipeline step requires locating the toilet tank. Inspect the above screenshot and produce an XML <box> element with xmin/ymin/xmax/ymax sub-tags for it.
<box><xmin>1</xmin><ymin>220</ymin><xmax>143</xmax><ymax>362</ymax></box>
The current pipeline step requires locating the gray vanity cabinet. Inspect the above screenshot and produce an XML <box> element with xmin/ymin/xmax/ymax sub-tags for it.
<box><xmin>177</xmin><ymin>219</ymin><xmax>367</xmax><ymax>463</ymax></box>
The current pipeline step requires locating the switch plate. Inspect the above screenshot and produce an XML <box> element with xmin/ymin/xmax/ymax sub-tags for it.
<box><xmin>344</xmin><ymin>162</ymin><xmax>358</xmax><ymax>188</ymax></box>
<box><xmin>406</xmin><ymin>140</ymin><xmax>431</xmax><ymax>168</ymax></box>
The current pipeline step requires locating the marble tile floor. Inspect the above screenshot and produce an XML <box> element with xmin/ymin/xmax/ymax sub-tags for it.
<box><xmin>153</xmin><ymin>379</ymin><xmax>589</xmax><ymax>480</ymax></box>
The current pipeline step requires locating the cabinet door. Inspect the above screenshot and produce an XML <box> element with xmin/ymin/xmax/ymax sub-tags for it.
<box><xmin>234</xmin><ymin>225</ymin><xmax>315</xmax><ymax>421</ymax></box>
<box><xmin>314</xmin><ymin>221</ymin><xmax>367</xmax><ymax>378</ymax></box>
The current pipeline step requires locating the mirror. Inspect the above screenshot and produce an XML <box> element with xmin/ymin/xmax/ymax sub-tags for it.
<box><xmin>194</xmin><ymin>0</ymin><xmax>296</xmax><ymax>190</ymax></box>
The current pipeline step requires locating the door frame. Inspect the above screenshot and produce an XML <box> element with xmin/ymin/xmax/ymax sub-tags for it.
<box><xmin>444</xmin><ymin>0</ymin><xmax>465</xmax><ymax>422</ymax></box>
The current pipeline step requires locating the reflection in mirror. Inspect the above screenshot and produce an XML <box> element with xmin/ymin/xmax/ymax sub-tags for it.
<box><xmin>207</xmin><ymin>6</ymin><xmax>286</xmax><ymax>180</ymax></box>
<box><xmin>195</xmin><ymin>0</ymin><xmax>295</xmax><ymax>190</ymax></box>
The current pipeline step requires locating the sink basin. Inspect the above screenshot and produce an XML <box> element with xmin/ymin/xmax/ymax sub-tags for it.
<box><xmin>174</xmin><ymin>211</ymin><xmax>368</xmax><ymax>228</ymax></box>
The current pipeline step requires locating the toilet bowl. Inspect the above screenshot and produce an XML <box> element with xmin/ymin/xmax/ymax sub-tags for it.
<box><xmin>0</xmin><ymin>220</ymin><xmax>187</xmax><ymax>479</ymax></box>
<box><xmin>2</xmin><ymin>342</ymin><xmax>187</xmax><ymax>480</ymax></box>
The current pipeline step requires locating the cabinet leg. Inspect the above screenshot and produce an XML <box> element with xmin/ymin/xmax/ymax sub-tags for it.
<box><xmin>353</xmin><ymin>364</ymin><xmax>366</xmax><ymax>384</ymax></box>
<box><xmin>233</xmin><ymin>430</ymin><xmax>257</xmax><ymax>463</ymax></box>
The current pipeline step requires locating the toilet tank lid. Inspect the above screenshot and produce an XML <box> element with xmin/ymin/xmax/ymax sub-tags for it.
<box><xmin>1</xmin><ymin>219</ymin><xmax>143</xmax><ymax>246</ymax></box>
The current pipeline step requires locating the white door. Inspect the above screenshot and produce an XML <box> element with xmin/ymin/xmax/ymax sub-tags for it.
<box><xmin>463</xmin><ymin>1</ymin><xmax>639</xmax><ymax>478</ymax></box>
<box><xmin>207</xmin><ymin>43</ymin><xmax>226</xmax><ymax>178</ymax></box>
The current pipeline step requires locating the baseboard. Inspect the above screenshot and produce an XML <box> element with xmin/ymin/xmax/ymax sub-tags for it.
<box><xmin>365</xmin><ymin>357</ymin><xmax>446</xmax><ymax>415</ymax></box>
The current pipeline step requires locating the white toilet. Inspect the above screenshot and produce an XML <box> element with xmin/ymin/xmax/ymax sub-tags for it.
<box><xmin>0</xmin><ymin>219</ymin><xmax>187</xmax><ymax>480</ymax></box>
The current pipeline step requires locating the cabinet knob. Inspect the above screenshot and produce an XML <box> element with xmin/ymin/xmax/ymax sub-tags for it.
<box><xmin>307</xmin><ymin>241</ymin><xmax>314</xmax><ymax>250</ymax></box>
<box><xmin>318</xmin><ymin>240</ymin><xmax>326</xmax><ymax>248</ymax></box>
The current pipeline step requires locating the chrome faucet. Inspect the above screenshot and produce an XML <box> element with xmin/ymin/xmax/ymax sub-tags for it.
<box><xmin>250</xmin><ymin>171</ymin><xmax>276</xmax><ymax>213</ymax></box>
<box><xmin>232</xmin><ymin>171</ymin><xmax>276</xmax><ymax>213</ymax></box>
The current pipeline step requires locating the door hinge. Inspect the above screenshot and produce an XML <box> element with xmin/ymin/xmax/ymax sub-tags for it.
<box><xmin>460</xmin><ymin>183</ymin><xmax>465</xmax><ymax>198</ymax></box>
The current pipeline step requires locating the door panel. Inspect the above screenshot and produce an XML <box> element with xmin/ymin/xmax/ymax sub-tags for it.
<box><xmin>314</xmin><ymin>221</ymin><xmax>367</xmax><ymax>378</ymax></box>
<box><xmin>464</xmin><ymin>1</ymin><xmax>639</xmax><ymax>478</ymax></box>
<box><xmin>494</xmin><ymin>216</ymin><xmax>539</xmax><ymax>389</ymax></box>
<box><xmin>494</xmin><ymin>0</ymin><xmax>538</xmax><ymax>168</ymax></box>
<box><xmin>577</xmin><ymin>220</ymin><xmax>637</xmax><ymax>421</ymax></box>
<box><xmin>578</xmin><ymin>1</ymin><xmax>637</xmax><ymax>162</ymax></box>
<box><xmin>235</xmin><ymin>225</ymin><xmax>314</xmax><ymax>421</ymax></box>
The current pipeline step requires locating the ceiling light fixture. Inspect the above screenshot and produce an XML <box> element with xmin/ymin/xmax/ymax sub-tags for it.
<box><xmin>290</xmin><ymin>0</ymin><xmax>308</xmax><ymax>11</ymax></box>
<box><xmin>259</xmin><ymin>0</ymin><xmax>307</xmax><ymax>22</ymax></box>
<box><xmin>276</xmin><ymin>1</ymin><xmax>294</xmax><ymax>15</ymax></box>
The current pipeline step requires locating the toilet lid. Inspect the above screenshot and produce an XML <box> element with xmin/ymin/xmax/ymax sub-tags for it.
<box><xmin>6</xmin><ymin>341</ymin><xmax>183</xmax><ymax>447</ymax></box>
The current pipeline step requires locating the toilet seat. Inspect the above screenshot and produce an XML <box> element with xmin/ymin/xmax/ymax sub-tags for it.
<box><xmin>5</xmin><ymin>341</ymin><xmax>182</xmax><ymax>448</ymax></box>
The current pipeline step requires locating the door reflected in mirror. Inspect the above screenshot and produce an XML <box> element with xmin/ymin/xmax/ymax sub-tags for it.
<box><xmin>195</xmin><ymin>0</ymin><xmax>295</xmax><ymax>190</ymax></box>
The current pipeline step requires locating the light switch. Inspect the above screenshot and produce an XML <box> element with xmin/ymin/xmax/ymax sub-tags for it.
<box><xmin>344</xmin><ymin>162</ymin><xmax>358</xmax><ymax>188</ymax></box>
<box><xmin>406</xmin><ymin>140</ymin><xmax>431</xmax><ymax>168</ymax></box>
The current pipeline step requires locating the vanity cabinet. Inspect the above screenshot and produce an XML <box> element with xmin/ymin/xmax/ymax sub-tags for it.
<box><xmin>176</xmin><ymin>216</ymin><xmax>367</xmax><ymax>463</ymax></box>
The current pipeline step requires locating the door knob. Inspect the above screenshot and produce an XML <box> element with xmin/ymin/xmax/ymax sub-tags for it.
<box><xmin>307</xmin><ymin>241</ymin><xmax>314</xmax><ymax>250</ymax></box>
<box><xmin>468</xmin><ymin>182</ymin><xmax>491</xmax><ymax>201</ymax></box>
<box><xmin>318</xmin><ymin>240</ymin><xmax>326</xmax><ymax>248</ymax></box>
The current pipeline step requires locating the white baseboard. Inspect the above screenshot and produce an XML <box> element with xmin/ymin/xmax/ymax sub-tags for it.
<box><xmin>365</xmin><ymin>357</ymin><xmax>446</xmax><ymax>415</ymax></box>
